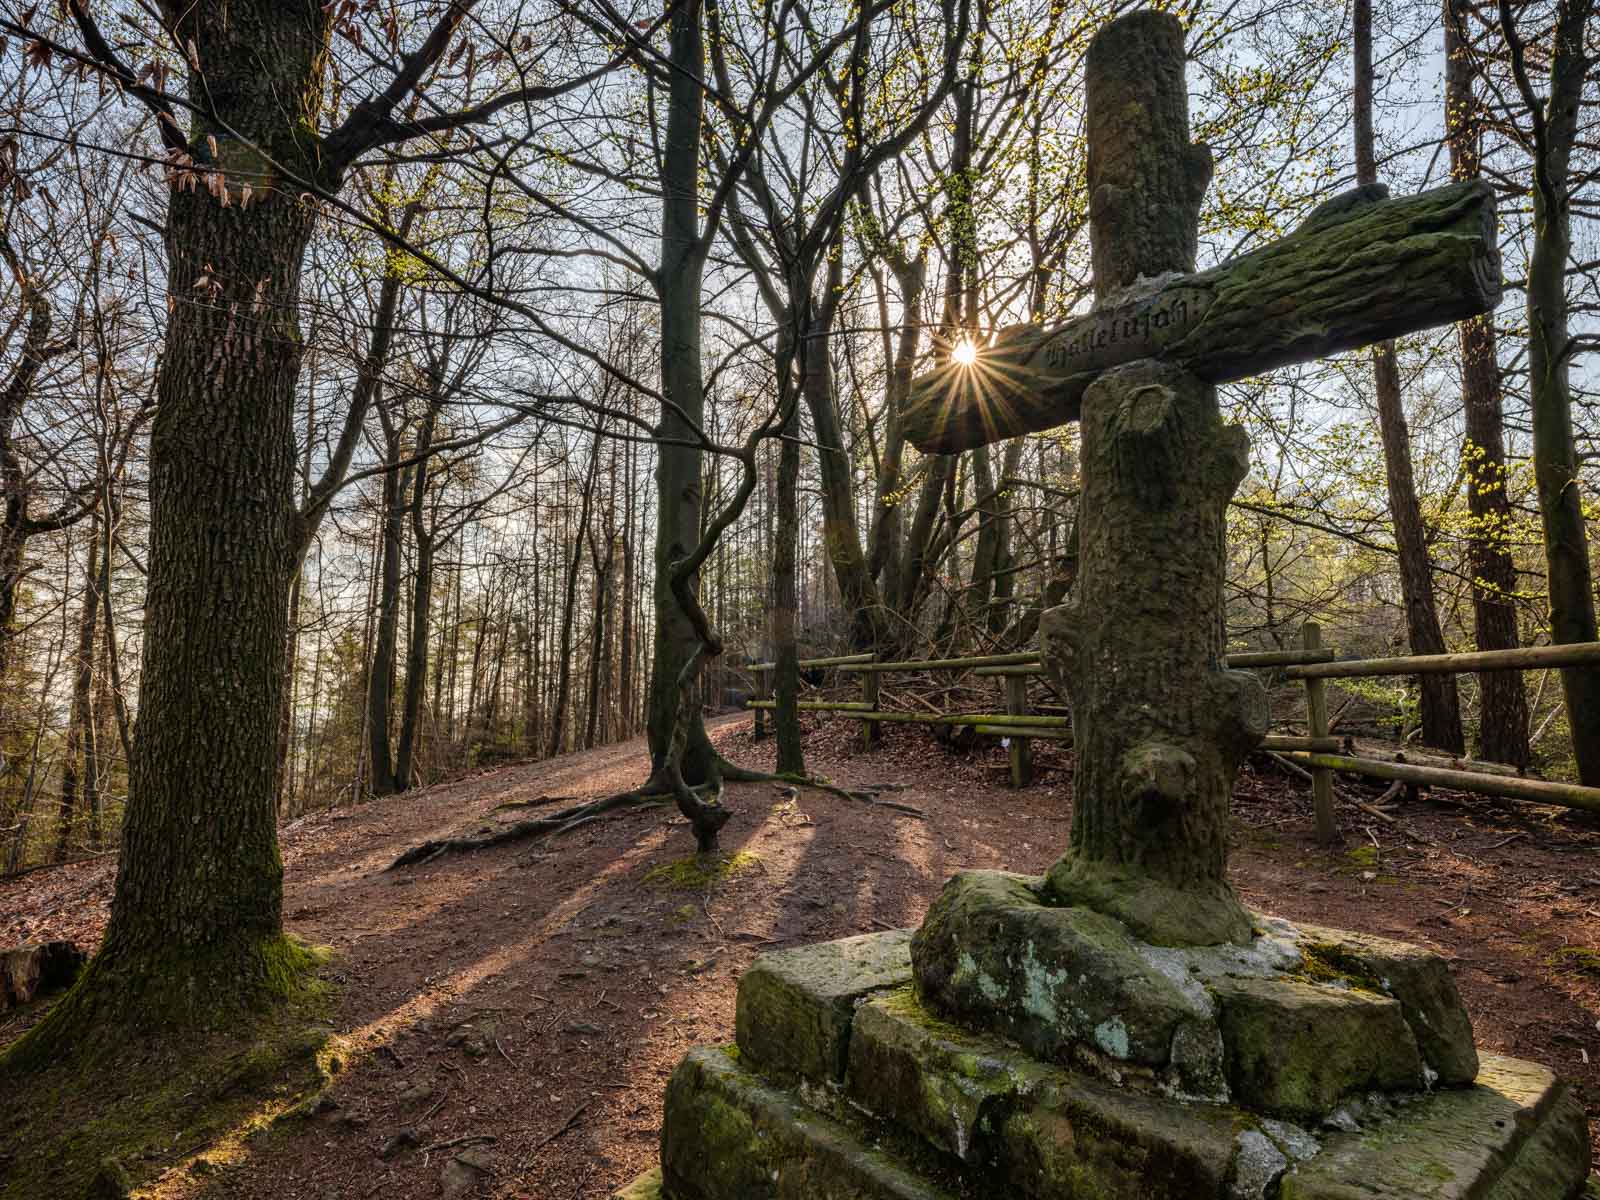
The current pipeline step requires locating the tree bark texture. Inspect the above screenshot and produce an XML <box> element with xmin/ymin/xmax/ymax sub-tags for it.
<box><xmin>56</xmin><ymin>515</ymin><xmax>100</xmax><ymax>862</ymax></box>
<box><xmin>1355</xmin><ymin>0</ymin><xmax>1464</xmax><ymax>754</ymax></box>
<box><xmin>773</xmin><ymin>421</ymin><xmax>804</xmax><ymax>775</ymax></box>
<box><xmin>903</xmin><ymin>179</ymin><xmax>1503</xmax><ymax>453</ymax></box>
<box><xmin>365</xmin><ymin>427</ymin><xmax>410</xmax><ymax>796</ymax></box>
<box><xmin>1519</xmin><ymin>0</ymin><xmax>1600</xmax><ymax>783</ymax></box>
<box><xmin>1447</xmin><ymin>0</ymin><xmax>1528</xmax><ymax>767</ymax></box>
<box><xmin>801</xmin><ymin>283</ymin><xmax>882</xmax><ymax>651</ymax></box>
<box><xmin>7</xmin><ymin>3</ymin><xmax>334</xmax><ymax>1054</ymax></box>
<box><xmin>1037</xmin><ymin>13</ymin><xmax>1265</xmax><ymax>947</ymax></box>
<box><xmin>646</xmin><ymin>0</ymin><xmax>719</xmax><ymax>803</ymax></box>
<box><xmin>396</xmin><ymin>408</ymin><xmax>439</xmax><ymax>790</ymax></box>
<box><xmin>550</xmin><ymin>434</ymin><xmax>600</xmax><ymax>758</ymax></box>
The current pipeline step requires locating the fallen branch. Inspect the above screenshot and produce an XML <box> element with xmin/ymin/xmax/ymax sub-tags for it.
<box><xmin>1263</xmin><ymin>751</ymin><xmax>1313</xmax><ymax>782</ymax></box>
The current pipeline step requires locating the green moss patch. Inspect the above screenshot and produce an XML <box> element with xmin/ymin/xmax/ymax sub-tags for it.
<box><xmin>1345</xmin><ymin>845</ymin><xmax>1380</xmax><ymax>870</ymax></box>
<box><xmin>643</xmin><ymin>851</ymin><xmax>760</xmax><ymax>890</ymax></box>
<box><xmin>0</xmin><ymin>940</ymin><xmax>338</xmax><ymax>1200</ymax></box>
<box><xmin>1551</xmin><ymin>946</ymin><xmax>1600</xmax><ymax>977</ymax></box>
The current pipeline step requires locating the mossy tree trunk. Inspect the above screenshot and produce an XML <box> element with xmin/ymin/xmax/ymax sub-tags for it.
<box><xmin>1040</xmin><ymin>13</ymin><xmax>1264</xmax><ymax>947</ymax></box>
<box><xmin>4</xmin><ymin>3</ymin><xmax>337</xmax><ymax>1060</ymax></box>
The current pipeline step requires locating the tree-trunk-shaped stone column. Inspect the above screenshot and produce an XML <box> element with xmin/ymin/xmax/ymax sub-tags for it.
<box><xmin>1084</xmin><ymin>11</ymin><xmax>1211</xmax><ymax>302</ymax></box>
<box><xmin>1039</xmin><ymin>11</ymin><xmax>1265</xmax><ymax>947</ymax></box>
<box><xmin>1041</xmin><ymin>361</ymin><xmax>1265</xmax><ymax>945</ymax></box>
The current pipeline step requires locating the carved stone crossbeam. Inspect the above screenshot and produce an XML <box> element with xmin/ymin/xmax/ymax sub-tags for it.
<box><xmin>903</xmin><ymin>178</ymin><xmax>1501</xmax><ymax>454</ymax></box>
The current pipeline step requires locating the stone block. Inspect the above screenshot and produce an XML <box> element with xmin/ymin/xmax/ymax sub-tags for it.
<box><xmin>1278</xmin><ymin>1055</ymin><xmax>1590</xmax><ymax>1200</ymax></box>
<box><xmin>1293</xmin><ymin>921</ymin><xmax>1478</xmax><ymax>1085</ymax></box>
<box><xmin>661</xmin><ymin>1045</ymin><xmax>959</xmax><ymax>1200</ymax></box>
<box><xmin>847</xmin><ymin>987</ymin><xmax>1247</xmax><ymax>1199</ymax></box>
<box><xmin>910</xmin><ymin>871</ymin><xmax>1221</xmax><ymax>1094</ymax></box>
<box><xmin>734</xmin><ymin>928</ymin><xmax>912</xmax><ymax>1083</ymax></box>
<box><xmin>847</xmin><ymin>987</ymin><xmax>1052</xmax><ymax>1163</ymax></box>
<box><xmin>1210</xmin><ymin>975</ymin><xmax>1423</xmax><ymax>1120</ymax></box>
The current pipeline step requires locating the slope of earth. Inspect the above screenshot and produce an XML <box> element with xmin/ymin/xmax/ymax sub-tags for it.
<box><xmin>2</xmin><ymin>712</ymin><xmax>1598</xmax><ymax>1198</ymax></box>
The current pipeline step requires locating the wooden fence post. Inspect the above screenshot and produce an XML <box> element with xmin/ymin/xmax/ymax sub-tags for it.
<box><xmin>1006</xmin><ymin>674</ymin><xmax>1033</xmax><ymax>787</ymax></box>
<box><xmin>862</xmin><ymin>668</ymin><xmax>881</xmax><ymax>749</ymax></box>
<box><xmin>1302</xmin><ymin>622</ymin><xmax>1337</xmax><ymax>843</ymax></box>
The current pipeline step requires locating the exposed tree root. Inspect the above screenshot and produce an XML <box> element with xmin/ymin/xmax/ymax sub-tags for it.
<box><xmin>386</xmin><ymin>790</ymin><xmax>678</xmax><ymax>870</ymax></box>
<box><xmin>492</xmin><ymin>794</ymin><xmax>578</xmax><ymax>813</ymax></box>
<box><xmin>716</xmin><ymin>758</ymin><xmax>925</xmax><ymax>817</ymax></box>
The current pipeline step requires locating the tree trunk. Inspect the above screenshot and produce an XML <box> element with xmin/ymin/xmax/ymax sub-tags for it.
<box><xmin>396</xmin><ymin>430</ymin><xmax>437</xmax><ymax>791</ymax></box>
<box><xmin>800</xmin><ymin>266</ymin><xmax>881</xmax><ymax>651</ymax></box>
<box><xmin>867</xmin><ymin>252</ymin><xmax>924</xmax><ymax>594</ymax></box>
<box><xmin>365</xmin><ymin>425</ymin><xmax>410</xmax><ymax>796</ymax></box>
<box><xmin>1039</xmin><ymin>12</ymin><xmax>1265</xmax><ymax>948</ymax></box>
<box><xmin>1</xmin><ymin>4</ymin><xmax>336</xmax><ymax>1060</ymax></box>
<box><xmin>56</xmin><ymin>515</ymin><xmax>100</xmax><ymax>862</ymax></box>
<box><xmin>550</xmin><ymin>435</ymin><xmax>601</xmax><ymax>758</ymax></box>
<box><xmin>3</xmin><ymin>16</ymin><xmax>328</xmax><ymax>1062</ymax></box>
<box><xmin>584</xmin><ymin>529</ymin><xmax>614</xmax><ymax>751</ymax></box>
<box><xmin>773</xmin><ymin>408</ymin><xmax>805</xmax><ymax>775</ymax></box>
<box><xmin>1445</xmin><ymin>0</ymin><xmax>1528</xmax><ymax>767</ymax></box>
<box><xmin>1520</xmin><ymin>0</ymin><xmax>1600</xmax><ymax>783</ymax></box>
<box><xmin>1354</xmin><ymin>0</ymin><xmax>1463</xmax><ymax>753</ymax></box>
<box><xmin>647</xmin><ymin>0</ymin><xmax>720</xmax><ymax>807</ymax></box>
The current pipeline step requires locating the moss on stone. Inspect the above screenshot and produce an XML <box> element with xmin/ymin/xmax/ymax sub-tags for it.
<box><xmin>644</xmin><ymin>851</ymin><xmax>760</xmax><ymax>890</ymax></box>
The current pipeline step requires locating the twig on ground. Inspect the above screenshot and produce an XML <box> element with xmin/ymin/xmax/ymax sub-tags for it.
<box><xmin>420</xmin><ymin>1133</ymin><xmax>497</xmax><ymax>1155</ymax></box>
<box><xmin>522</xmin><ymin>1102</ymin><xmax>591</xmax><ymax>1167</ymax></box>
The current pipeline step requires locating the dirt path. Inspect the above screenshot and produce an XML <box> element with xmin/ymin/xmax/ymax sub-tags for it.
<box><xmin>3</xmin><ymin>714</ymin><xmax>1598</xmax><ymax>1197</ymax></box>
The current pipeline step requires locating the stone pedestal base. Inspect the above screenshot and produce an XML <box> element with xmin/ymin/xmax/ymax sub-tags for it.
<box><xmin>617</xmin><ymin>892</ymin><xmax>1592</xmax><ymax>1199</ymax></box>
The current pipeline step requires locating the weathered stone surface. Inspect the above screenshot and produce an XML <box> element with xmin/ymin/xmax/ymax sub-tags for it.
<box><xmin>848</xmin><ymin>986</ymin><xmax>1054</xmax><ymax>1163</ymax></box>
<box><xmin>847</xmin><ymin>987</ymin><xmax>1244</xmax><ymax>1199</ymax></box>
<box><xmin>1279</xmin><ymin>1056</ymin><xmax>1590</xmax><ymax>1199</ymax></box>
<box><xmin>911</xmin><ymin>871</ymin><xmax>1221</xmax><ymax>1093</ymax></box>
<box><xmin>734</xmin><ymin>928</ymin><xmax>912</xmax><ymax>1083</ymax></box>
<box><xmin>1211</xmin><ymin>975</ymin><xmax>1422</xmax><ymax>1119</ymax></box>
<box><xmin>1038</xmin><ymin>358</ymin><xmax>1266</xmax><ymax>949</ymax></box>
<box><xmin>1294</xmin><ymin>921</ymin><xmax>1478</xmax><ymax>1086</ymax></box>
<box><xmin>661</xmin><ymin>1045</ymin><xmax>959</xmax><ymax>1200</ymax></box>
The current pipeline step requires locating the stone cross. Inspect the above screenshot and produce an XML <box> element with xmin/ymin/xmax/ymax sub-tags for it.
<box><xmin>905</xmin><ymin>11</ymin><xmax>1502</xmax><ymax>946</ymax></box>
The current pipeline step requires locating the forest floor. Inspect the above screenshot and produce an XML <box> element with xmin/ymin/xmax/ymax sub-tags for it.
<box><xmin>4</xmin><ymin>712</ymin><xmax>1600</xmax><ymax>1198</ymax></box>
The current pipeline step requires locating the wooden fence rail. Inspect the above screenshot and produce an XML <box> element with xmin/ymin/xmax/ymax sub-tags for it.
<box><xmin>742</xmin><ymin>627</ymin><xmax>1600</xmax><ymax>835</ymax></box>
